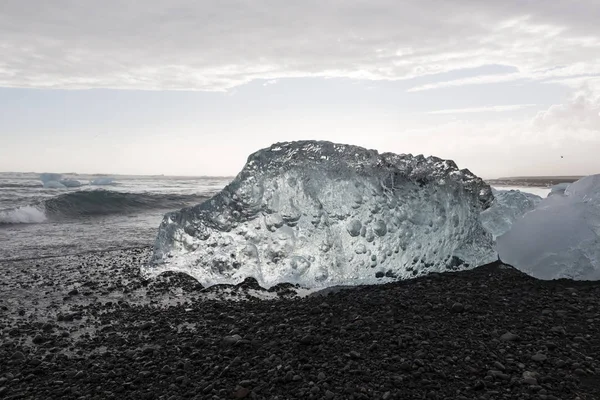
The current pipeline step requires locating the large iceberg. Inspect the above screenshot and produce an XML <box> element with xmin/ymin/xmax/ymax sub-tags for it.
<box><xmin>480</xmin><ymin>189</ymin><xmax>542</xmax><ymax>239</ymax></box>
<box><xmin>497</xmin><ymin>175</ymin><xmax>600</xmax><ymax>280</ymax></box>
<box><xmin>146</xmin><ymin>141</ymin><xmax>496</xmax><ymax>288</ymax></box>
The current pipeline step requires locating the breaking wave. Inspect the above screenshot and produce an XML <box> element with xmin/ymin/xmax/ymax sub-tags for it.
<box><xmin>0</xmin><ymin>190</ymin><xmax>207</xmax><ymax>225</ymax></box>
<box><xmin>0</xmin><ymin>206</ymin><xmax>47</xmax><ymax>224</ymax></box>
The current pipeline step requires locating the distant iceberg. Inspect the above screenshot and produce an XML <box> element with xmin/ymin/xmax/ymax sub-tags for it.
<box><xmin>40</xmin><ymin>173</ymin><xmax>63</xmax><ymax>184</ymax></box>
<box><xmin>497</xmin><ymin>174</ymin><xmax>600</xmax><ymax>280</ymax></box>
<box><xmin>146</xmin><ymin>141</ymin><xmax>496</xmax><ymax>288</ymax></box>
<box><xmin>60</xmin><ymin>178</ymin><xmax>82</xmax><ymax>188</ymax></box>
<box><xmin>39</xmin><ymin>173</ymin><xmax>82</xmax><ymax>188</ymax></box>
<box><xmin>43</xmin><ymin>180</ymin><xmax>66</xmax><ymax>189</ymax></box>
<box><xmin>40</xmin><ymin>173</ymin><xmax>64</xmax><ymax>188</ymax></box>
<box><xmin>91</xmin><ymin>177</ymin><xmax>115</xmax><ymax>186</ymax></box>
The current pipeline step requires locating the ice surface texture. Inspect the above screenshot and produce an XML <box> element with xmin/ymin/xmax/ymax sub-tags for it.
<box><xmin>497</xmin><ymin>175</ymin><xmax>600</xmax><ymax>280</ymax></box>
<box><xmin>481</xmin><ymin>189</ymin><xmax>542</xmax><ymax>239</ymax></box>
<box><xmin>147</xmin><ymin>141</ymin><xmax>496</xmax><ymax>288</ymax></box>
<box><xmin>549</xmin><ymin>183</ymin><xmax>571</xmax><ymax>197</ymax></box>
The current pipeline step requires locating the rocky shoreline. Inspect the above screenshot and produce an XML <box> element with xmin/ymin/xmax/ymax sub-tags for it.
<box><xmin>1</xmin><ymin>248</ymin><xmax>599</xmax><ymax>399</ymax></box>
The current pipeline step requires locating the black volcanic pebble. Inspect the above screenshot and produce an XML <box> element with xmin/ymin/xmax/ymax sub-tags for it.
<box><xmin>31</xmin><ymin>335</ymin><xmax>44</xmax><ymax>344</ymax></box>
<box><xmin>450</xmin><ymin>302</ymin><xmax>465</xmax><ymax>313</ymax></box>
<box><xmin>1</xmin><ymin>253</ymin><xmax>600</xmax><ymax>400</ymax></box>
<box><xmin>236</xmin><ymin>277</ymin><xmax>263</xmax><ymax>290</ymax></box>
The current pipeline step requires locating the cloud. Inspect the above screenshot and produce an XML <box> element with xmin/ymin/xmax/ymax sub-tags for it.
<box><xmin>407</xmin><ymin>64</ymin><xmax>600</xmax><ymax>92</ymax></box>
<box><xmin>365</xmin><ymin>82</ymin><xmax>599</xmax><ymax>179</ymax></box>
<box><xmin>385</xmin><ymin>91</ymin><xmax>600</xmax><ymax>178</ymax></box>
<box><xmin>428</xmin><ymin>104</ymin><xmax>537</xmax><ymax>114</ymax></box>
<box><xmin>0</xmin><ymin>1</ymin><xmax>599</xmax><ymax>90</ymax></box>
<box><xmin>531</xmin><ymin>86</ymin><xmax>600</xmax><ymax>143</ymax></box>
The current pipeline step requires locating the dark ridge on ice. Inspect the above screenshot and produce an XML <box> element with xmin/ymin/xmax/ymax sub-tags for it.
<box><xmin>1</xmin><ymin>248</ymin><xmax>599</xmax><ymax>399</ymax></box>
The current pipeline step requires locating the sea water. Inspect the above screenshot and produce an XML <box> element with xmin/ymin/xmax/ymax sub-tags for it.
<box><xmin>0</xmin><ymin>173</ymin><xmax>231</xmax><ymax>260</ymax></box>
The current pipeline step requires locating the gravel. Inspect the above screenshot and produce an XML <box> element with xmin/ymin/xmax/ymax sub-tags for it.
<box><xmin>1</xmin><ymin>248</ymin><xmax>599</xmax><ymax>399</ymax></box>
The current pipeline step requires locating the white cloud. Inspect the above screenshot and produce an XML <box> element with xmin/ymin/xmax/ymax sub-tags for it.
<box><xmin>407</xmin><ymin>73</ymin><xmax>523</xmax><ymax>92</ymax></box>
<box><xmin>407</xmin><ymin>64</ymin><xmax>600</xmax><ymax>92</ymax></box>
<box><xmin>385</xmin><ymin>93</ymin><xmax>600</xmax><ymax>178</ymax></box>
<box><xmin>428</xmin><ymin>104</ymin><xmax>537</xmax><ymax>114</ymax></box>
<box><xmin>530</xmin><ymin>86</ymin><xmax>600</xmax><ymax>143</ymax></box>
<box><xmin>0</xmin><ymin>1</ymin><xmax>599</xmax><ymax>91</ymax></box>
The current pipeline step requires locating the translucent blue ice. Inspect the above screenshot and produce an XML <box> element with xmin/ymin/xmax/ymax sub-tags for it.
<box><xmin>146</xmin><ymin>141</ymin><xmax>496</xmax><ymax>288</ymax></box>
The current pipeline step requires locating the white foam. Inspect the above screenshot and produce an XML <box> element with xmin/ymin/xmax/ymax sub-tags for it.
<box><xmin>0</xmin><ymin>205</ymin><xmax>47</xmax><ymax>224</ymax></box>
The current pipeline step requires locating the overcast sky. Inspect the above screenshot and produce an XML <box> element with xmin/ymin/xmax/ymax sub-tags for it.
<box><xmin>1</xmin><ymin>0</ymin><xmax>599</xmax><ymax>178</ymax></box>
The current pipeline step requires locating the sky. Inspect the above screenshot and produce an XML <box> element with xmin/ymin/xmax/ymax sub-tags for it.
<box><xmin>1</xmin><ymin>0</ymin><xmax>599</xmax><ymax>179</ymax></box>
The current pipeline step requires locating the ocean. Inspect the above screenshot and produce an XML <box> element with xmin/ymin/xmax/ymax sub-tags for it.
<box><xmin>0</xmin><ymin>172</ymin><xmax>551</xmax><ymax>262</ymax></box>
<box><xmin>0</xmin><ymin>173</ymin><xmax>231</xmax><ymax>261</ymax></box>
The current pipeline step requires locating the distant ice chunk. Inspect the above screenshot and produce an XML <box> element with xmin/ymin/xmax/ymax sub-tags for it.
<box><xmin>549</xmin><ymin>183</ymin><xmax>570</xmax><ymax>197</ymax></box>
<box><xmin>43</xmin><ymin>180</ymin><xmax>66</xmax><ymax>189</ymax></box>
<box><xmin>91</xmin><ymin>177</ymin><xmax>115</xmax><ymax>186</ymax></box>
<box><xmin>39</xmin><ymin>173</ymin><xmax>81</xmax><ymax>188</ymax></box>
<box><xmin>480</xmin><ymin>189</ymin><xmax>542</xmax><ymax>239</ymax></box>
<box><xmin>40</xmin><ymin>173</ymin><xmax>65</xmax><ymax>189</ymax></box>
<box><xmin>497</xmin><ymin>175</ymin><xmax>600</xmax><ymax>280</ymax></box>
<box><xmin>59</xmin><ymin>178</ymin><xmax>82</xmax><ymax>188</ymax></box>
<box><xmin>40</xmin><ymin>173</ymin><xmax>63</xmax><ymax>184</ymax></box>
<box><xmin>146</xmin><ymin>141</ymin><xmax>496</xmax><ymax>288</ymax></box>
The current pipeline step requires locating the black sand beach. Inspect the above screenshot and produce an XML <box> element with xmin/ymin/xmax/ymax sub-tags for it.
<box><xmin>1</xmin><ymin>248</ymin><xmax>599</xmax><ymax>399</ymax></box>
